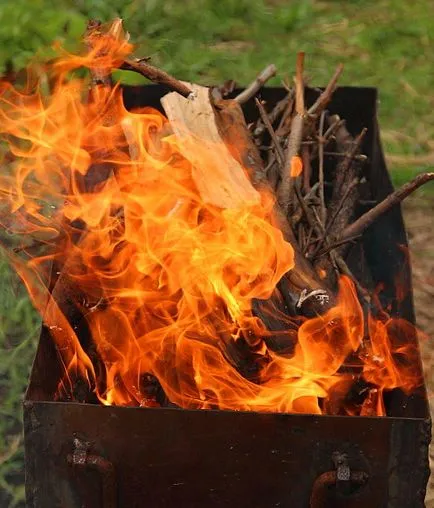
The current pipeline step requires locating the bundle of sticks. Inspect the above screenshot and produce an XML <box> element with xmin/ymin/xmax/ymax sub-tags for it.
<box><xmin>158</xmin><ymin>56</ymin><xmax>434</xmax><ymax>315</ymax></box>
<box><xmin>35</xmin><ymin>20</ymin><xmax>434</xmax><ymax>404</ymax></box>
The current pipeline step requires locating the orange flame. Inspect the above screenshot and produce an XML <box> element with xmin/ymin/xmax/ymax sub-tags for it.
<box><xmin>290</xmin><ymin>155</ymin><xmax>303</xmax><ymax>177</ymax></box>
<box><xmin>0</xmin><ymin>22</ymin><xmax>423</xmax><ymax>415</ymax></box>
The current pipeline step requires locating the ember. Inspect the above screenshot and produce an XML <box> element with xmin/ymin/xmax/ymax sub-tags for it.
<box><xmin>0</xmin><ymin>19</ymin><xmax>431</xmax><ymax>419</ymax></box>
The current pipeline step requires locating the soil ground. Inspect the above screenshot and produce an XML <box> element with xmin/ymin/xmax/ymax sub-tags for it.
<box><xmin>403</xmin><ymin>197</ymin><xmax>434</xmax><ymax>506</ymax></box>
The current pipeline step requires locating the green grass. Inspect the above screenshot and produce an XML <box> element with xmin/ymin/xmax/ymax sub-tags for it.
<box><xmin>0</xmin><ymin>0</ymin><xmax>433</xmax><ymax>505</ymax></box>
<box><xmin>0</xmin><ymin>258</ymin><xmax>40</xmax><ymax>507</ymax></box>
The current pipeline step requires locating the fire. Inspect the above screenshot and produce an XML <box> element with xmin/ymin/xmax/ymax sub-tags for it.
<box><xmin>0</xmin><ymin>21</ymin><xmax>422</xmax><ymax>416</ymax></box>
<box><xmin>290</xmin><ymin>155</ymin><xmax>303</xmax><ymax>177</ymax></box>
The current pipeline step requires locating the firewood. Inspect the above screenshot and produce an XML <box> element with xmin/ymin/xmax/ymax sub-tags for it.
<box><xmin>213</xmin><ymin>91</ymin><xmax>335</xmax><ymax>316</ymax></box>
<box><xmin>253</xmin><ymin>91</ymin><xmax>292</xmax><ymax>140</ymax></box>
<box><xmin>82</xmin><ymin>19</ymin><xmax>135</xmax><ymax>191</ymax></box>
<box><xmin>120</xmin><ymin>59</ymin><xmax>194</xmax><ymax>98</ymax></box>
<box><xmin>302</xmin><ymin>145</ymin><xmax>312</xmax><ymax>193</ymax></box>
<box><xmin>326</xmin><ymin>119</ymin><xmax>367</xmax><ymax>236</ymax></box>
<box><xmin>307</xmin><ymin>64</ymin><xmax>344</xmax><ymax>117</ymax></box>
<box><xmin>162</xmin><ymin>82</ymin><xmax>334</xmax><ymax>319</ymax></box>
<box><xmin>255</xmin><ymin>98</ymin><xmax>285</xmax><ymax>166</ymax></box>
<box><xmin>278</xmin><ymin>52</ymin><xmax>305</xmax><ymax>213</ymax></box>
<box><xmin>214</xmin><ymin>97</ymin><xmax>266</xmax><ymax>186</ymax></box>
<box><xmin>312</xmin><ymin>120</ymin><xmax>367</xmax><ymax>287</ymax></box>
<box><xmin>360</xmin><ymin>388</ymin><xmax>381</xmax><ymax>416</ymax></box>
<box><xmin>216</xmin><ymin>79</ymin><xmax>237</xmax><ymax>98</ymax></box>
<box><xmin>236</xmin><ymin>88</ymin><xmax>339</xmax><ymax>314</ymax></box>
<box><xmin>234</xmin><ymin>64</ymin><xmax>277</xmax><ymax>104</ymax></box>
<box><xmin>85</xmin><ymin>18</ymin><xmax>195</xmax><ymax>98</ymax></box>
<box><xmin>340</xmin><ymin>172</ymin><xmax>434</xmax><ymax>241</ymax></box>
<box><xmin>85</xmin><ymin>19</ymin><xmax>114</xmax><ymax>89</ymax></box>
<box><xmin>161</xmin><ymin>83</ymin><xmax>261</xmax><ymax>209</ymax></box>
<box><xmin>251</xmin><ymin>289</ymin><xmax>298</xmax><ymax>354</ymax></box>
<box><xmin>317</xmin><ymin>111</ymin><xmax>327</xmax><ymax>225</ymax></box>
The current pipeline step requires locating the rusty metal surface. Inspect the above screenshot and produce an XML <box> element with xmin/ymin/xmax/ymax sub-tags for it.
<box><xmin>23</xmin><ymin>86</ymin><xmax>431</xmax><ymax>507</ymax></box>
<box><xmin>67</xmin><ymin>438</ymin><xmax>117</xmax><ymax>508</ymax></box>
<box><xmin>309</xmin><ymin>469</ymin><xmax>369</xmax><ymax>508</ymax></box>
<box><xmin>23</xmin><ymin>399</ymin><xmax>430</xmax><ymax>508</ymax></box>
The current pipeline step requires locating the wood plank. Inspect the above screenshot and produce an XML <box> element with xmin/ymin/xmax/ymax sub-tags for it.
<box><xmin>161</xmin><ymin>83</ymin><xmax>260</xmax><ymax>209</ymax></box>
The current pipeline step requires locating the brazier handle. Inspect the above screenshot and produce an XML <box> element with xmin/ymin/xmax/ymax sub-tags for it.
<box><xmin>67</xmin><ymin>437</ymin><xmax>117</xmax><ymax>508</ymax></box>
<box><xmin>310</xmin><ymin>470</ymin><xmax>368</xmax><ymax>508</ymax></box>
<box><xmin>310</xmin><ymin>453</ymin><xmax>368</xmax><ymax>508</ymax></box>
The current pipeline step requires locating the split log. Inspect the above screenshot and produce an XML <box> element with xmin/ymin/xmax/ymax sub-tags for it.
<box><xmin>161</xmin><ymin>83</ymin><xmax>261</xmax><ymax>209</ymax></box>
<box><xmin>214</xmin><ymin>97</ymin><xmax>266</xmax><ymax>186</ymax></box>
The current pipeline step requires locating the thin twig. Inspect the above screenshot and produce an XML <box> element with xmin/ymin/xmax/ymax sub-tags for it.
<box><xmin>255</xmin><ymin>98</ymin><xmax>285</xmax><ymax>166</ymax></box>
<box><xmin>305</xmin><ymin>181</ymin><xmax>320</xmax><ymax>200</ymax></box>
<box><xmin>338</xmin><ymin>128</ymin><xmax>367</xmax><ymax>182</ymax></box>
<box><xmin>235</xmin><ymin>64</ymin><xmax>277</xmax><ymax>104</ymax></box>
<box><xmin>253</xmin><ymin>92</ymin><xmax>292</xmax><ymax>138</ymax></box>
<box><xmin>323</xmin><ymin>116</ymin><xmax>345</xmax><ymax>139</ymax></box>
<box><xmin>308</xmin><ymin>63</ymin><xmax>344</xmax><ymax>117</ymax></box>
<box><xmin>302</xmin><ymin>144</ymin><xmax>312</xmax><ymax>193</ymax></box>
<box><xmin>326</xmin><ymin>178</ymin><xmax>359</xmax><ymax>233</ymax></box>
<box><xmin>341</xmin><ymin>172</ymin><xmax>434</xmax><ymax>240</ymax></box>
<box><xmin>275</xmin><ymin>91</ymin><xmax>295</xmax><ymax>138</ymax></box>
<box><xmin>278</xmin><ymin>53</ymin><xmax>305</xmax><ymax>210</ymax></box>
<box><xmin>294</xmin><ymin>184</ymin><xmax>323</xmax><ymax>237</ymax></box>
<box><xmin>309</xmin><ymin>177</ymin><xmax>360</xmax><ymax>259</ymax></box>
<box><xmin>314</xmin><ymin>235</ymin><xmax>361</xmax><ymax>259</ymax></box>
<box><xmin>324</xmin><ymin>126</ymin><xmax>367</xmax><ymax>223</ymax></box>
<box><xmin>298</xmin><ymin>222</ymin><xmax>305</xmax><ymax>251</ymax></box>
<box><xmin>120</xmin><ymin>59</ymin><xmax>194</xmax><ymax>98</ymax></box>
<box><xmin>311</xmin><ymin>206</ymin><xmax>327</xmax><ymax>235</ymax></box>
<box><xmin>295</xmin><ymin>52</ymin><xmax>305</xmax><ymax>115</ymax></box>
<box><xmin>311</xmin><ymin>123</ymin><xmax>367</xmax><ymax>287</ymax></box>
<box><xmin>318</xmin><ymin>111</ymin><xmax>326</xmax><ymax>225</ymax></box>
<box><xmin>308</xmin><ymin>115</ymin><xmax>345</xmax><ymax>161</ymax></box>
<box><xmin>324</xmin><ymin>151</ymin><xmax>367</xmax><ymax>161</ymax></box>
<box><xmin>333</xmin><ymin>254</ymin><xmax>369</xmax><ymax>299</ymax></box>
<box><xmin>302</xmin><ymin>225</ymin><xmax>315</xmax><ymax>255</ymax></box>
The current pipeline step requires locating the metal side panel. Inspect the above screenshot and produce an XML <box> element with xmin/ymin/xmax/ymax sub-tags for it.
<box><xmin>24</xmin><ymin>400</ymin><xmax>430</xmax><ymax>508</ymax></box>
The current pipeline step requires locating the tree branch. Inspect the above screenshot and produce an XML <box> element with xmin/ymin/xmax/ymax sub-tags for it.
<box><xmin>120</xmin><ymin>59</ymin><xmax>194</xmax><ymax>98</ymax></box>
<box><xmin>277</xmin><ymin>53</ymin><xmax>305</xmax><ymax>211</ymax></box>
<box><xmin>308</xmin><ymin>63</ymin><xmax>344</xmax><ymax>117</ymax></box>
<box><xmin>340</xmin><ymin>172</ymin><xmax>434</xmax><ymax>240</ymax></box>
<box><xmin>234</xmin><ymin>64</ymin><xmax>277</xmax><ymax>104</ymax></box>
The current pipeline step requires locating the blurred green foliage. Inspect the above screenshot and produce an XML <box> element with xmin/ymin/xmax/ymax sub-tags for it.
<box><xmin>0</xmin><ymin>0</ymin><xmax>433</xmax><ymax>505</ymax></box>
<box><xmin>0</xmin><ymin>257</ymin><xmax>40</xmax><ymax>507</ymax></box>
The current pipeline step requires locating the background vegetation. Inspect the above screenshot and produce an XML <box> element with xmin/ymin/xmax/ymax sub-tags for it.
<box><xmin>0</xmin><ymin>0</ymin><xmax>433</xmax><ymax>505</ymax></box>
